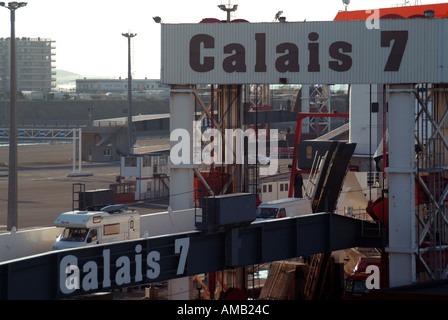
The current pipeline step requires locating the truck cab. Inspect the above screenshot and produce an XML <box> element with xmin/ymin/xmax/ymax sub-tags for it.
<box><xmin>343</xmin><ymin>256</ymin><xmax>381</xmax><ymax>299</ymax></box>
<box><xmin>255</xmin><ymin>198</ymin><xmax>313</xmax><ymax>221</ymax></box>
<box><xmin>55</xmin><ymin>227</ymin><xmax>100</xmax><ymax>249</ymax></box>
<box><xmin>53</xmin><ymin>205</ymin><xmax>140</xmax><ymax>250</ymax></box>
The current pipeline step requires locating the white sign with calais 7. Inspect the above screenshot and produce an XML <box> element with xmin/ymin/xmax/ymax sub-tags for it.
<box><xmin>59</xmin><ymin>237</ymin><xmax>190</xmax><ymax>295</ymax></box>
<box><xmin>161</xmin><ymin>18</ymin><xmax>448</xmax><ymax>85</ymax></box>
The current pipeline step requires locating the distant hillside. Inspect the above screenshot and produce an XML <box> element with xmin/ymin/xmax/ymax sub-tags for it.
<box><xmin>56</xmin><ymin>69</ymin><xmax>80</xmax><ymax>78</ymax></box>
<box><xmin>55</xmin><ymin>70</ymin><xmax>137</xmax><ymax>89</ymax></box>
<box><xmin>55</xmin><ymin>69</ymin><xmax>81</xmax><ymax>86</ymax></box>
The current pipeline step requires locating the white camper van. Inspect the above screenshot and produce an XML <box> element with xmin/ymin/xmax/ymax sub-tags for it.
<box><xmin>255</xmin><ymin>198</ymin><xmax>313</xmax><ymax>221</ymax></box>
<box><xmin>53</xmin><ymin>205</ymin><xmax>140</xmax><ymax>250</ymax></box>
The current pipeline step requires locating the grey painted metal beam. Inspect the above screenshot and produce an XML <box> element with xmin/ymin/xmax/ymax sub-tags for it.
<box><xmin>0</xmin><ymin>213</ymin><xmax>385</xmax><ymax>300</ymax></box>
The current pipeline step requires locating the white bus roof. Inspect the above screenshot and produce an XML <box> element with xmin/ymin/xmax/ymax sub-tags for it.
<box><xmin>54</xmin><ymin>209</ymin><xmax>138</xmax><ymax>229</ymax></box>
<box><xmin>54</xmin><ymin>211</ymin><xmax>100</xmax><ymax>228</ymax></box>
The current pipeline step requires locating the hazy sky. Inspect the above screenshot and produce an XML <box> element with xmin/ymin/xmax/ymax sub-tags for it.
<box><xmin>0</xmin><ymin>0</ymin><xmax>442</xmax><ymax>79</ymax></box>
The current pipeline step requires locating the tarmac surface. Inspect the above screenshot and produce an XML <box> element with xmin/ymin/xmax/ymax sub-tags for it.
<box><xmin>0</xmin><ymin>139</ymin><xmax>170</xmax><ymax>231</ymax></box>
<box><xmin>0</xmin><ymin>137</ymin><xmax>290</xmax><ymax>231</ymax></box>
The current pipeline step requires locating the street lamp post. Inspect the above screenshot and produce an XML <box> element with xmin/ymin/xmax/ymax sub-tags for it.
<box><xmin>0</xmin><ymin>2</ymin><xmax>27</xmax><ymax>231</ymax></box>
<box><xmin>218</xmin><ymin>2</ymin><xmax>238</xmax><ymax>22</ymax></box>
<box><xmin>122</xmin><ymin>32</ymin><xmax>136</xmax><ymax>155</ymax></box>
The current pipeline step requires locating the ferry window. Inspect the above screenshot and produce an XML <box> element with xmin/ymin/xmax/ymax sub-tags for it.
<box><xmin>104</xmin><ymin>148</ymin><xmax>111</xmax><ymax>157</ymax></box>
<box><xmin>280</xmin><ymin>184</ymin><xmax>284</xmax><ymax>192</ymax></box>
<box><xmin>88</xmin><ymin>229</ymin><xmax>98</xmax><ymax>242</ymax></box>
<box><xmin>306</xmin><ymin>146</ymin><xmax>313</xmax><ymax>159</ymax></box>
<box><xmin>114</xmin><ymin>183</ymin><xmax>136</xmax><ymax>194</ymax></box>
<box><xmin>130</xmin><ymin>220</ymin><xmax>134</xmax><ymax>229</ymax></box>
<box><xmin>104</xmin><ymin>223</ymin><xmax>120</xmax><ymax>235</ymax></box>
<box><xmin>60</xmin><ymin>228</ymin><xmax>88</xmax><ymax>242</ymax></box>
<box><xmin>125</xmin><ymin>156</ymin><xmax>137</xmax><ymax>167</ymax></box>
<box><xmin>263</xmin><ymin>185</ymin><xmax>267</xmax><ymax>193</ymax></box>
<box><xmin>285</xmin><ymin>184</ymin><xmax>289</xmax><ymax>191</ymax></box>
<box><xmin>278</xmin><ymin>208</ymin><xmax>286</xmax><ymax>218</ymax></box>
<box><xmin>143</xmin><ymin>156</ymin><xmax>151</xmax><ymax>167</ymax></box>
<box><xmin>268</xmin><ymin>184</ymin><xmax>272</xmax><ymax>193</ymax></box>
<box><xmin>256</xmin><ymin>208</ymin><xmax>278</xmax><ymax>219</ymax></box>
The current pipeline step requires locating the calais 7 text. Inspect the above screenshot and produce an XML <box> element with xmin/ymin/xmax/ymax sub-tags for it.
<box><xmin>190</xmin><ymin>31</ymin><xmax>408</xmax><ymax>74</ymax></box>
<box><xmin>59</xmin><ymin>237</ymin><xmax>190</xmax><ymax>295</ymax></box>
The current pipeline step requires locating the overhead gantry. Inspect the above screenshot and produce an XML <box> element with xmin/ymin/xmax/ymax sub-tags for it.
<box><xmin>164</xmin><ymin>16</ymin><xmax>448</xmax><ymax>293</ymax></box>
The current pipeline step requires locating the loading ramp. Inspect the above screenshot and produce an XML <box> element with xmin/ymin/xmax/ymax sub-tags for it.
<box><xmin>292</xmin><ymin>140</ymin><xmax>358</xmax><ymax>299</ymax></box>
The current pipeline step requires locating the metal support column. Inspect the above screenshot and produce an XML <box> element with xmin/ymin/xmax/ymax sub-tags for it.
<box><xmin>168</xmin><ymin>84</ymin><xmax>196</xmax><ymax>300</ymax></box>
<box><xmin>169</xmin><ymin>85</ymin><xmax>195</xmax><ymax>211</ymax></box>
<box><xmin>387</xmin><ymin>84</ymin><xmax>417</xmax><ymax>286</ymax></box>
<box><xmin>301</xmin><ymin>84</ymin><xmax>310</xmax><ymax>134</ymax></box>
<box><xmin>3</xmin><ymin>2</ymin><xmax>28</xmax><ymax>231</ymax></box>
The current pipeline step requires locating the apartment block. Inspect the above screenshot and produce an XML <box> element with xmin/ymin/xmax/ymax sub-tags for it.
<box><xmin>0</xmin><ymin>37</ymin><xmax>56</xmax><ymax>93</ymax></box>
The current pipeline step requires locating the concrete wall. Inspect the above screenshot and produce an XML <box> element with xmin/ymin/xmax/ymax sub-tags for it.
<box><xmin>0</xmin><ymin>227</ymin><xmax>62</xmax><ymax>262</ymax></box>
<box><xmin>0</xmin><ymin>99</ymin><xmax>169</xmax><ymax>125</ymax></box>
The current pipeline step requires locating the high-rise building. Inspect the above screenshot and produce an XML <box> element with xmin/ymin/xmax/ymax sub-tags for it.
<box><xmin>0</xmin><ymin>37</ymin><xmax>56</xmax><ymax>93</ymax></box>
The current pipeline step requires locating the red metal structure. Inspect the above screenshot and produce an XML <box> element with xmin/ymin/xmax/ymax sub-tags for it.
<box><xmin>334</xmin><ymin>2</ymin><xmax>448</xmax><ymax>293</ymax></box>
<box><xmin>334</xmin><ymin>3</ymin><xmax>448</xmax><ymax>21</ymax></box>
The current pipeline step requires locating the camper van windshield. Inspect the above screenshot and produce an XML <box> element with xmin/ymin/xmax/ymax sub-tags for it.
<box><xmin>60</xmin><ymin>228</ymin><xmax>89</xmax><ymax>242</ymax></box>
<box><xmin>256</xmin><ymin>208</ymin><xmax>278</xmax><ymax>219</ymax></box>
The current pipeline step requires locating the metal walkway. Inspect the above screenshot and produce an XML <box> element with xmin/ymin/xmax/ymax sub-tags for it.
<box><xmin>0</xmin><ymin>213</ymin><xmax>385</xmax><ymax>300</ymax></box>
